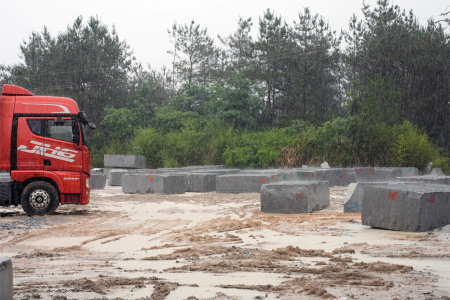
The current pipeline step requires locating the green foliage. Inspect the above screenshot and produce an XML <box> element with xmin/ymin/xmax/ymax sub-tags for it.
<box><xmin>130</xmin><ymin>127</ymin><xmax>164</xmax><ymax>167</ymax></box>
<box><xmin>389</xmin><ymin>121</ymin><xmax>437</xmax><ymax>171</ymax></box>
<box><xmin>223</xmin><ymin>129</ymin><xmax>292</xmax><ymax>168</ymax></box>
<box><xmin>348</xmin><ymin>75</ymin><xmax>401</xmax><ymax>125</ymax></box>
<box><xmin>208</xmin><ymin>73</ymin><xmax>262</xmax><ymax>129</ymax></box>
<box><xmin>308</xmin><ymin>118</ymin><xmax>355</xmax><ymax>166</ymax></box>
<box><xmin>152</xmin><ymin>106</ymin><xmax>199</xmax><ymax>133</ymax></box>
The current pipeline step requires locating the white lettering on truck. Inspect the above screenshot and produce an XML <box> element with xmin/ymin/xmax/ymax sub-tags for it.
<box><xmin>18</xmin><ymin>141</ymin><xmax>78</xmax><ymax>162</ymax></box>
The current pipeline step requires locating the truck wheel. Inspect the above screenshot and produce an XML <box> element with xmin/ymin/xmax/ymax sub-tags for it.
<box><xmin>21</xmin><ymin>181</ymin><xmax>59</xmax><ymax>216</ymax></box>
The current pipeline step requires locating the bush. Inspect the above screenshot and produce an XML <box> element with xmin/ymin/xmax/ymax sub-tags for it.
<box><xmin>388</xmin><ymin>121</ymin><xmax>449</xmax><ymax>173</ymax></box>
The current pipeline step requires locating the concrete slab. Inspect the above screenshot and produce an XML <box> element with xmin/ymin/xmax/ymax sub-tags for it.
<box><xmin>0</xmin><ymin>257</ymin><xmax>13</xmax><ymax>300</ymax></box>
<box><xmin>260</xmin><ymin>181</ymin><xmax>330</xmax><ymax>214</ymax></box>
<box><xmin>90</xmin><ymin>173</ymin><xmax>107</xmax><ymax>190</ymax></box>
<box><xmin>355</xmin><ymin>167</ymin><xmax>401</xmax><ymax>182</ymax></box>
<box><xmin>362</xmin><ymin>183</ymin><xmax>450</xmax><ymax>232</ymax></box>
<box><xmin>104</xmin><ymin>154</ymin><xmax>146</xmax><ymax>169</ymax></box>
<box><xmin>216</xmin><ymin>173</ymin><xmax>284</xmax><ymax>193</ymax></box>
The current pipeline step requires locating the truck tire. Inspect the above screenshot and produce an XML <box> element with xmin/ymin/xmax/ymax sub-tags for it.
<box><xmin>21</xmin><ymin>181</ymin><xmax>59</xmax><ymax>216</ymax></box>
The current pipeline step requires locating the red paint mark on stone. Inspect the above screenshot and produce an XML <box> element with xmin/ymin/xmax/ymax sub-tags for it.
<box><xmin>388</xmin><ymin>190</ymin><xmax>397</xmax><ymax>200</ymax></box>
<box><xmin>296</xmin><ymin>193</ymin><xmax>306</xmax><ymax>200</ymax></box>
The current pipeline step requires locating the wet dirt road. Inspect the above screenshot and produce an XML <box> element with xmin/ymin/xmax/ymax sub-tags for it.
<box><xmin>1</xmin><ymin>186</ymin><xmax>449</xmax><ymax>300</ymax></box>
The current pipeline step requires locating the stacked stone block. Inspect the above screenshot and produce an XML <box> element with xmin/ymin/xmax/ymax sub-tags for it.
<box><xmin>355</xmin><ymin>167</ymin><xmax>402</xmax><ymax>182</ymax></box>
<box><xmin>216</xmin><ymin>173</ymin><xmax>284</xmax><ymax>193</ymax></box>
<box><xmin>104</xmin><ymin>154</ymin><xmax>146</xmax><ymax>169</ymax></box>
<box><xmin>314</xmin><ymin>168</ymin><xmax>356</xmax><ymax>186</ymax></box>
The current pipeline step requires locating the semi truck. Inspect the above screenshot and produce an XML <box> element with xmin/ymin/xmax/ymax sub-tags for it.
<box><xmin>0</xmin><ymin>85</ymin><xmax>95</xmax><ymax>216</ymax></box>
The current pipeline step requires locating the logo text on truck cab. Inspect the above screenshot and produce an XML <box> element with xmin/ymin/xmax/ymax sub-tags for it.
<box><xmin>18</xmin><ymin>141</ymin><xmax>78</xmax><ymax>162</ymax></box>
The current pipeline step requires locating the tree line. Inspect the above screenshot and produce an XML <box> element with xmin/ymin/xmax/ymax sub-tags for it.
<box><xmin>1</xmin><ymin>0</ymin><xmax>449</xmax><ymax>169</ymax></box>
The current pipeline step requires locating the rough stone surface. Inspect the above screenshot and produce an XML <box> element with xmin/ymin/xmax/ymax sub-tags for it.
<box><xmin>355</xmin><ymin>167</ymin><xmax>402</xmax><ymax>182</ymax></box>
<box><xmin>362</xmin><ymin>183</ymin><xmax>450</xmax><ymax>232</ymax></box>
<box><xmin>104</xmin><ymin>154</ymin><xmax>146</xmax><ymax>169</ymax></box>
<box><xmin>343</xmin><ymin>183</ymin><xmax>362</xmax><ymax>212</ymax></box>
<box><xmin>315</xmin><ymin>168</ymin><xmax>356</xmax><ymax>186</ymax></box>
<box><xmin>0</xmin><ymin>257</ymin><xmax>13</xmax><ymax>300</ymax></box>
<box><xmin>289</xmin><ymin>169</ymin><xmax>317</xmax><ymax>182</ymax></box>
<box><xmin>186</xmin><ymin>173</ymin><xmax>216</xmax><ymax>192</ymax></box>
<box><xmin>90</xmin><ymin>173</ymin><xmax>107</xmax><ymax>190</ymax></box>
<box><xmin>343</xmin><ymin>182</ymin><xmax>414</xmax><ymax>213</ymax></box>
<box><xmin>147</xmin><ymin>174</ymin><xmax>186</xmax><ymax>194</ymax></box>
<box><xmin>260</xmin><ymin>181</ymin><xmax>330</xmax><ymax>214</ymax></box>
<box><xmin>400</xmin><ymin>167</ymin><xmax>419</xmax><ymax>177</ymax></box>
<box><xmin>108</xmin><ymin>169</ymin><xmax>130</xmax><ymax>186</ymax></box>
<box><xmin>122</xmin><ymin>173</ymin><xmax>149</xmax><ymax>194</ymax></box>
<box><xmin>406</xmin><ymin>176</ymin><xmax>450</xmax><ymax>185</ymax></box>
<box><xmin>216</xmin><ymin>173</ymin><xmax>284</xmax><ymax>193</ymax></box>
<box><xmin>191</xmin><ymin>169</ymin><xmax>240</xmax><ymax>175</ymax></box>
<box><xmin>429</xmin><ymin>167</ymin><xmax>445</xmax><ymax>176</ymax></box>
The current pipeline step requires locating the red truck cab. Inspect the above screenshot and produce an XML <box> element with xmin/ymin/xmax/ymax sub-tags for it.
<box><xmin>0</xmin><ymin>85</ymin><xmax>95</xmax><ymax>216</ymax></box>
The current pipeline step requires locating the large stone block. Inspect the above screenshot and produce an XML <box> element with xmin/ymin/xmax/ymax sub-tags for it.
<box><xmin>343</xmin><ymin>183</ymin><xmax>363</xmax><ymax>212</ymax></box>
<box><xmin>260</xmin><ymin>181</ymin><xmax>330</xmax><ymax>214</ymax></box>
<box><xmin>192</xmin><ymin>169</ymin><xmax>240</xmax><ymax>175</ymax></box>
<box><xmin>362</xmin><ymin>183</ymin><xmax>450</xmax><ymax>232</ymax></box>
<box><xmin>216</xmin><ymin>173</ymin><xmax>284</xmax><ymax>193</ymax></box>
<box><xmin>186</xmin><ymin>173</ymin><xmax>216</xmax><ymax>192</ymax></box>
<box><xmin>289</xmin><ymin>169</ymin><xmax>318</xmax><ymax>182</ymax></box>
<box><xmin>122</xmin><ymin>173</ymin><xmax>149</xmax><ymax>194</ymax></box>
<box><xmin>90</xmin><ymin>173</ymin><xmax>107</xmax><ymax>190</ymax></box>
<box><xmin>108</xmin><ymin>169</ymin><xmax>130</xmax><ymax>186</ymax></box>
<box><xmin>314</xmin><ymin>168</ymin><xmax>356</xmax><ymax>186</ymax></box>
<box><xmin>355</xmin><ymin>167</ymin><xmax>401</xmax><ymax>182</ymax></box>
<box><xmin>0</xmin><ymin>257</ymin><xmax>13</xmax><ymax>300</ymax></box>
<box><xmin>400</xmin><ymin>167</ymin><xmax>419</xmax><ymax>177</ymax></box>
<box><xmin>104</xmin><ymin>154</ymin><xmax>146</xmax><ymax>169</ymax></box>
<box><xmin>147</xmin><ymin>174</ymin><xmax>186</xmax><ymax>194</ymax></box>
<box><xmin>407</xmin><ymin>176</ymin><xmax>450</xmax><ymax>185</ymax></box>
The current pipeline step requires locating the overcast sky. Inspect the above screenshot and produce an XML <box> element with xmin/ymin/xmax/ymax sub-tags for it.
<box><xmin>1</xmin><ymin>0</ymin><xmax>448</xmax><ymax>70</ymax></box>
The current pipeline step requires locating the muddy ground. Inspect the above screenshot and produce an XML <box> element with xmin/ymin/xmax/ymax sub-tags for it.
<box><xmin>1</xmin><ymin>186</ymin><xmax>449</xmax><ymax>300</ymax></box>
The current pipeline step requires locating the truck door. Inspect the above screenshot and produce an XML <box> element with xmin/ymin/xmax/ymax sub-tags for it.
<box><xmin>43</xmin><ymin>117</ymin><xmax>83</xmax><ymax>173</ymax></box>
<box><xmin>15</xmin><ymin>117</ymin><xmax>45</xmax><ymax>171</ymax></box>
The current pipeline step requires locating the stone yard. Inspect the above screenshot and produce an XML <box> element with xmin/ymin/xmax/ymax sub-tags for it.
<box><xmin>1</xmin><ymin>183</ymin><xmax>449</xmax><ymax>299</ymax></box>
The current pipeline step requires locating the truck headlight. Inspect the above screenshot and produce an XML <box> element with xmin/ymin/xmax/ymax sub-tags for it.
<box><xmin>86</xmin><ymin>177</ymin><xmax>90</xmax><ymax>189</ymax></box>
